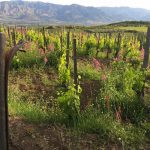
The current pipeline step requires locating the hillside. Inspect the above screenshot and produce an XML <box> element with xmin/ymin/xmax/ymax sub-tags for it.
<box><xmin>0</xmin><ymin>1</ymin><xmax>150</xmax><ymax>25</ymax></box>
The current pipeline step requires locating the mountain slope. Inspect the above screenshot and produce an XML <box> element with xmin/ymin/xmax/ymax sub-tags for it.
<box><xmin>0</xmin><ymin>1</ymin><xmax>150</xmax><ymax>25</ymax></box>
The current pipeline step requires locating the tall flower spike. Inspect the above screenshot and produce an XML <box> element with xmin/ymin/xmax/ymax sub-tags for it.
<box><xmin>44</xmin><ymin>56</ymin><xmax>48</xmax><ymax>64</ymax></box>
<box><xmin>92</xmin><ymin>57</ymin><xmax>100</xmax><ymax>71</ymax></box>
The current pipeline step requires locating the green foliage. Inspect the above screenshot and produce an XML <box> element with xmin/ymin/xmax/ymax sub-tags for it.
<box><xmin>47</xmin><ymin>51</ymin><xmax>60</xmax><ymax>68</ymax></box>
<box><xmin>11</xmin><ymin>40</ymin><xmax>61</xmax><ymax>69</ymax></box>
<box><xmin>3</xmin><ymin>25</ymin><xmax>149</xmax><ymax>149</ymax></box>
<box><xmin>57</xmin><ymin>83</ymin><xmax>81</xmax><ymax>124</ymax></box>
<box><xmin>78</xmin><ymin>107</ymin><xmax>146</xmax><ymax>148</ymax></box>
<box><xmin>38</xmin><ymin>33</ymin><xmax>44</xmax><ymax>48</ymax></box>
<box><xmin>84</xmin><ymin>35</ymin><xmax>97</xmax><ymax>57</ymax></box>
<box><xmin>26</xmin><ymin>30</ymin><xmax>38</xmax><ymax>42</ymax></box>
<box><xmin>53</xmin><ymin>35</ymin><xmax>61</xmax><ymax>50</ymax></box>
<box><xmin>8</xmin><ymin>86</ymin><xmax>65</xmax><ymax>124</ymax></box>
<box><xmin>58</xmin><ymin>53</ymin><xmax>71</xmax><ymax>86</ymax></box>
<box><xmin>58</xmin><ymin>47</ymin><xmax>82</xmax><ymax>124</ymax></box>
<box><xmin>77</xmin><ymin>62</ymin><xmax>102</xmax><ymax>80</ymax></box>
<box><xmin>12</xmin><ymin>48</ymin><xmax>40</xmax><ymax>69</ymax></box>
<box><xmin>99</xmin><ymin>61</ymin><xmax>145</xmax><ymax>123</ymax></box>
<box><xmin>12</xmin><ymin>42</ymin><xmax>62</xmax><ymax>70</ymax></box>
<box><xmin>123</xmin><ymin>40</ymin><xmax>141</xmax><ymax>65</ymax></box>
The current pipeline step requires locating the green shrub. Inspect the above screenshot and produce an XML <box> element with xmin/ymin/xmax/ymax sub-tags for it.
<box><xmin>84</xmin><ymin>35</ymin><xmax>97</xmax><ymax>57</ymax></box>
<box><xmin>78</xmin><ymin>107</ymin><xmax>146</xmax><ymax>148</ymax></box>
<box><xmin>99</xmin><ymin>61</ymin><xmax>145</xmax><ymax>123</ymax></box>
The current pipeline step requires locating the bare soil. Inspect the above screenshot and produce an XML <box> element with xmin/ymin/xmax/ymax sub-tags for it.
<box><xmin>9</xmin><ymin>116</ymin><xmax>122</xmax><ymax>150</ymax></box>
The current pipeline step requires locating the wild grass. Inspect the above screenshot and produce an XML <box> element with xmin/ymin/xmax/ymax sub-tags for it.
<box><xmin>8</xmin><ymin>93</ymin><xmax>148</xmax><ymax>149</ymax></box>
<box><xmin>70</xmin><ymin>60</ymin><xmax>102</xmax><ymax>80</ymax></box>
<box><xmin>8</xmin><ymin>89</ymin><xmax>65</xmax><ymax>124</ymax></box>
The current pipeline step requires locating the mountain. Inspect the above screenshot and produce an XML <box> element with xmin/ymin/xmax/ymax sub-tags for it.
<box><xmin>0</xmin><ymin>1</ymin><xmax>150</xmax><ymax>25</ymax></box>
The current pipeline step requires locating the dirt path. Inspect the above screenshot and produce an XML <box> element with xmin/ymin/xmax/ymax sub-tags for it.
<box><xmin>9</xmin><ymin>116</ymin><xmax>70</xmax><ymax>150</ymax></box>
<box><xmin>9</xmin><ymin>116</ymin><xmax>122</xmax><ymax>150</ymax></box>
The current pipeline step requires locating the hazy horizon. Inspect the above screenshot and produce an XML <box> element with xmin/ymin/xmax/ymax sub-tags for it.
<box><xmin>0</xmin><ymin>0</ymin><xmax>150</xmax><ymax>10</ymax></box>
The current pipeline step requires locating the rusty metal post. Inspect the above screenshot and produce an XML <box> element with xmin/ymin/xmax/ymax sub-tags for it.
<box><xmin>0</xmin><ymin>33</ymin><xmax>8</xmax><ymax>150</ymax></box>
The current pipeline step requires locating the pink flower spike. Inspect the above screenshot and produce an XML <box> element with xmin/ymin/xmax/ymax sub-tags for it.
<box><xmin>48</xmin><ymin>43</ymin><xmax>55</xmax><ymax>52</ymax></box>
<box><xmin>140</xmin><ymin>47</ymin><xmax>144</xmax><ymax>60</ymax></box>
<box><xmin>44</xmin><ymin>57</ymin><xmax>48</xmax><ymax>64</ymax></box>
<box><xmin>101</xmin><ymin>74</ymin><xmax>107</xmax><ymax>81</ymax></box>
<box><xmin>39</xmin><ymin>48</ymin><xmax>45</xmax><ymax>55</ymax></box>
<box><xmin>92</xmin><ymin>57</ymin><xmax>100</xmax><ymax>71</ymax></box>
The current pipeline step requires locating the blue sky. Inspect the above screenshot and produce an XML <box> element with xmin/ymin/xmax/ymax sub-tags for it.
<box><xmin>1</xmin><ymin>0</ymin><xmax>150</xmax><ymax>10</ymax></box>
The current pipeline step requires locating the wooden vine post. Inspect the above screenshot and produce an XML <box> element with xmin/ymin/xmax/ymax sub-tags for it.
<box><xmin>7</xmin><ymin>27</ymin><xmax>11</xmax><ymax>46</ymax></box>
<box><xmin>0</xmin><ymin>33</ymin><xmax>7</xmax><ymax>150</ymax></box>
<box><xmin>21</xmin><ymin>26</ymin><xmax>24</xmax><ymax>39</ymax></box>
<box><xmin>96</xmin><ymin>32</ymin><xmax>100</xmax><ymax>57</ymax></box>
<box><xmin>143</xmin><ymin>27</ymin><xmax>150</xmax><ymax>69</ymax></box>
<box><xmin>81</xmin><ymin>32</ymin><xmax>83</xmax><ymax>48</ymax></box>
<box><xmin>140</xmin><ymin>27</ymin><xmax>150</xmax><ymax>101</ymax></box>
<box><xmin>60</xmin><ymin>32</ymin><xmax>63</xmax><ymax>51</ymax></box>
<box><xmin>42</xmin><ymin>27</ymin><xmax>47</xmax><ymax>50</ymax></box>
<box><xmin>66</xmin><ymin>31</ymin><xmax>70</xmax><ymax>68</ymax></box>
<box><xmin>0</xmin><ymin>32</ymin><xmax>25</xmax><ymax>150</ymax></box>
<box><xmin>73</xmin><ymin>38</ymin><xmax>78</xmax><ymax>90</ymax></box>
<box><xmin>12</xmin><ymin>28</ymin><xmax>16</xmax><ymax>46</ymax></box>
<box><xmin>115</xmin><ymin>33</ymin><xmax>121</xmax><ymax>58</ymax></box>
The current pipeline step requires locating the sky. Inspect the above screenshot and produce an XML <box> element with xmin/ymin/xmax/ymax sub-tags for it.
<box><xmin>0</xmin><ymin>0</ymin><xmax>150</xmax><ymax>10</ymax></box>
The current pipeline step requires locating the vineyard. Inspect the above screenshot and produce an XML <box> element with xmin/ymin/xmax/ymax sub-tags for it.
<box><xmin>0</xmin><ymin>24</ymin><xmax>150</xmax><ymax>149</ymax></box>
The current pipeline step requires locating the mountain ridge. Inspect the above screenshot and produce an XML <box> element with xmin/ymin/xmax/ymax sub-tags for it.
<box><xmin>0</xmin><ymin>1</ymin><xmax>150</xmax><ymax>25</ymax></box>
